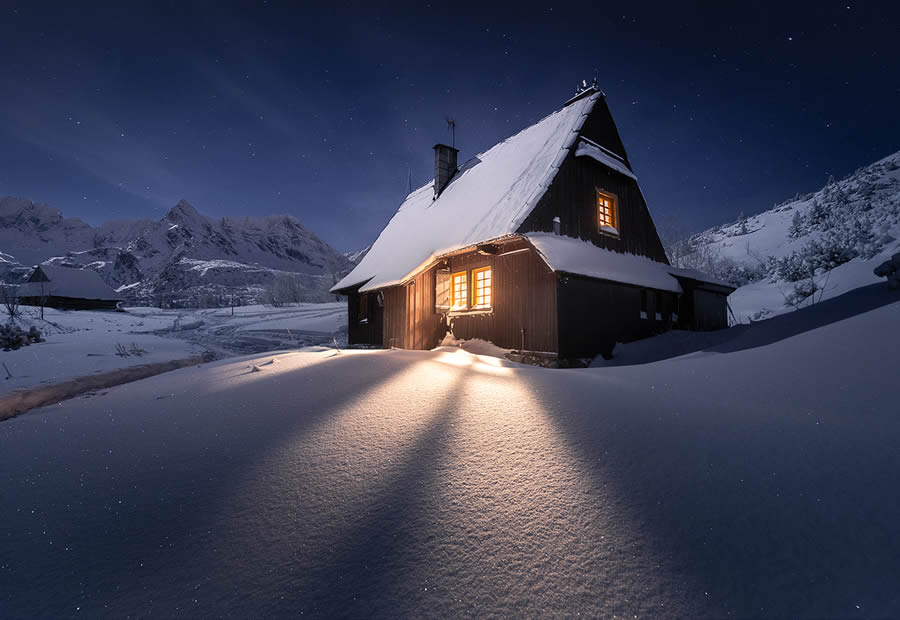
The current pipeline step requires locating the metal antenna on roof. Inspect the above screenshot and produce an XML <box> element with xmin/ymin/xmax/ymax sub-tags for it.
<box><xmin>406</xmin><ymin>167</ymin><xmax>412</xmax><ymax>195</ymax></box>
<box><xmin>445</xmin><ymin>117</ymin><xmax>456</xmax><ymax>148</ymax></box>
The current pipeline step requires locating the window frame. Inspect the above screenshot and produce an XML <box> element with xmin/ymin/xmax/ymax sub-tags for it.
<box><xmin>434</xmin><ymin>268</ymin><xmax>451</xmax><ymax>312</ymax></box>
<box><xmin>450</xmin><ymin>270</ymin><xmax>469</xmax><ymax>310</ymax></box>
<box><xmin>596</xmin><ymin>188</ymin><xmax>619</xmax><ymax>236</ymax></box>
<box><xmin>470</xmin><ymin>266</ymin><xmax>493</xmax><ymax>310</ymax></box>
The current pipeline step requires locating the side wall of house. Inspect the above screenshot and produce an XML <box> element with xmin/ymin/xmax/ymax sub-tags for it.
<box><xmin>556</xmin><ymin>275</ymin><xmax>677</xmax><ymax>359</ymax></box>
<box><xmin>673</xmin><ymin>280</ymin><xmax>731</xmax><ymax>331</ymax></box>
<box><xmin>446</xmin><ymin>242</ymin><xmax>558</xmax><ymax>353</ymax></box>
<box><xmin>381</xmin><ymin>268</ymin><xmax>445</xmax><ymax>350</ymax></box>
<box><xmin>347</xmin><ymin>289</ymin><xmax>384</xmax><ymax>346</ymax></box>
<box><xmin>517</xmin><ymin>98</ymin><xmax>669</xmax><ymax>263</ymax></box>
<box><xmin>18</xmin><ymin>296</ymin><xmax>119</xmax><ymax>311</ymax></box>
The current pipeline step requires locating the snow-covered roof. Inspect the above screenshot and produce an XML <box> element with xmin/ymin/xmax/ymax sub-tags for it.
<box><xmin>526</xmin><ymin>233</ymin><xmax>683</xmax><ymax>293</ymax></box>
<box><xmin>665</xmin><ymin>265</ymin><xmax>737</xmax><ymax>290</ymax></box>
<box><xmin>18</xmin><ymin>264</ymin><xmax>123</xmax><ymax>301</ymax></box>
<box><xmin>333</xmin><ymin>91</ymin><xmax>600</xmax><ymax>293</ymax></box>
<box><xmin>527</xmin><ymin>233</ymin><xmax>736</xmax><ymax>292</ymax></box>
<box><xmin>574</xmin><ymin>139</ymin><xmax>637</xmax><ymax>180</ymax></box>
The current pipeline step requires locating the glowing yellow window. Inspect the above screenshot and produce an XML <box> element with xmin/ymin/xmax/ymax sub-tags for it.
<box><xmin>597</xmin><ymin>189</ymin><xmax>618</xmax><ymax>232</ymax></box>
<box><xmin>451</xmin><ymin>271</ymin><xmax>468</xmax><ymax>309</ymax></box>
<box><xmin>471</xmin><ymin>266</ymin><xmax>492</xmax><ymax>309</ymax></box>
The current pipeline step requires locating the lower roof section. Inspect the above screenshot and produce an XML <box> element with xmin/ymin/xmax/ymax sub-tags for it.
<box><xmin>526</xmin><ymin>233</ymin><xmax>683</xmax><ymax>293</ymax></box>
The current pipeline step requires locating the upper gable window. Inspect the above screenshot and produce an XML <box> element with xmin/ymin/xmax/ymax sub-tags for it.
<box><xmin>596</xmin><ymin>189</ymin><xmax>619</xmax><ymax>236</ymax></box>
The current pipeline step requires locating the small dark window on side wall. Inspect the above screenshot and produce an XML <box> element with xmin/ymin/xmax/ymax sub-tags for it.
<box><xmin>655</xmin><ymin>291</ymin><xmax>663</xmax><ymax>321</ymax></box>
<box><xmin>358</xmin><ymin>293</ymin><xmax>368</xmax><ymax>324</ymax></box>
<box><xmin>640</xmin><ymin>290</ymin><xmax>648</xmax><ymax>319</ymax></box>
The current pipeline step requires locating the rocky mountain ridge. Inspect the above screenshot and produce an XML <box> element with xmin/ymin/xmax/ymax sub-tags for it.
<box><xmin>0</xmin><ymin>197</ymin><xmax>352</xmax><ymax>306</ymax></box>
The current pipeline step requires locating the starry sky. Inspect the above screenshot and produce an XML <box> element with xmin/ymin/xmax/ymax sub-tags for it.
<box><xmin>1</xmin><ymin>1</ymin><xmax>898</xmax><ymax>251</ymax></box>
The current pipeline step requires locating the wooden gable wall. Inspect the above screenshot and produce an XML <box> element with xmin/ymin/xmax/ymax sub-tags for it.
<box><xmin>517</xmin><ymin>97</ymin><xmax>669</xmax><ymax>264</ymax></box>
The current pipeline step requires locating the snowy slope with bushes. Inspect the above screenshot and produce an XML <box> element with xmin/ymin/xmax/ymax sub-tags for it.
<box><xmin>669</xmin><ymin>150</ymin><xmax>900</xmax><ymax>320</ymax></box>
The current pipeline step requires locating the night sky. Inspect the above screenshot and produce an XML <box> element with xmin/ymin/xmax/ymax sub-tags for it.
<box><xmin>2</xmin><ymin>1</ymin><xmax>898</xmax><ymax>251</ymax></box>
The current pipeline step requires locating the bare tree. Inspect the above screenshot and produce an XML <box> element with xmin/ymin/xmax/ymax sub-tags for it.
<box><xmin>262</xmin><ymin>274</ymin><xmax>304</xmax><ymax>307</ymax></box>
<box><xmin>37</xmin><ymin>281</ymin><xmax>50</xmax><ymax>320</ymax></box>
<box><xmin>1</xmin><ymin>285</ymin><xmax>21</xmax><ymax>319</ymax></box>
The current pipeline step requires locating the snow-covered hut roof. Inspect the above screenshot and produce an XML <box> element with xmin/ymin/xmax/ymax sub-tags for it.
<box><xmin>332</xmin><ymin>91</ymin><xmax>601</xmax><ymax>293</ymax></box>
<box><xmin>18</xmin><ymin>264</ymin><xmax>123</xmax><ymax>301</ymax></box>
<box><xmin>526</xmin><ymin>233</ymin><xmax>683</xmax><ymax>293</ymax></box>
<box><xmin>526</xmin><ymin>233</ymin><xmax>736</xmax><ymax>292</ymax></box>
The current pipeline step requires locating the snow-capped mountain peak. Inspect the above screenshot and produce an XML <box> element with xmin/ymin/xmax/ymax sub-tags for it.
<box><xmin>0</xmin><ymin>197</ymin><xmax>353</xmax><ymax>305</ymax></box>
<box><xmin>163</xmin><ymin>199</ymin><xmax>203</xmax><ymax>224</ymax></box>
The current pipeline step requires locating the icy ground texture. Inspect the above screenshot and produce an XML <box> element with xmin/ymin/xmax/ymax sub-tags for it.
<box><xmin>0</xmin><ymin>303</ymin><xmax>345</xmax><ymax>394</ymax></box>
<box><xmin>1</xmin><ymin>287</ymin><xmax>898</xmax><ymax>617</ymax></box>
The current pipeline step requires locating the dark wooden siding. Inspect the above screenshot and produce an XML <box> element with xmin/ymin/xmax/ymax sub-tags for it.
<box><xmin>381</xmin><ymin>269</ymin><xmax>445</xmax><ymax>350</ymax></box>
<box><xmin>347</xmin><ymin>289</ymin><xmax>383</xmax><ymax>346</ymax></box>
<box><xmin>18</xmin><ymin>296</ymin><xmax>119</xmax><ymax>311</ymax></box>
<box><xmin>556</xmin><ymin>274</ymin><xmax>677</xmax><ymax>359</ymax></box>
<box><xmin>446</xmin><ymin>242</ymin><xmax>558</xmax><ymax>353</ymax></box>
<box><xmin>518</xmin><ymin>95</ymin><xmax>668</xmax><ymax>264</ymax></box>
<box><xmin>578</xmin><ymin>95</ymin><xmax>631</xmax><ymax>166</ymax></box>
<box><xmin>518</xmin><ymin>151</ymin><xmax>668</xmax><ymax>263</ymax></box>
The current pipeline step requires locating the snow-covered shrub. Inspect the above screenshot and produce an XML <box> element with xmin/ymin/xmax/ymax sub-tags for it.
<box><xmin>774</xmin><ymin>254</ymin><xmax>812</xmax><ymax>282</ymax></box>
<box><xmin>874</xmin><ymin>252</ymin><xmax>900</xmax><ymax>290</ymax></box>
<box><xmin>711</xmin><ymin>257</ymin><xmax>767</xmax><ymax>287</ymax></box>
<box><xmin>0</xmin><ymin>324</ymin><xmax>42</xmax><ymax>351</ymax></box>
<box><xmin>783</xmin><ymin>278</ymin><xmax>820</xmax><ymax>308</ymax></box>
<box><xmin>788</xmin><ymin>211</ymin><xmax>805</xmax><ymax>239</ymax></box>
<box><xmin>27</xmin><ymin>326</ymin><xmax>43</xmax><ymax>343</ymax></box>
<box><xmin>806</xmin><ymin>234</ymin><xmax>858</xmax><ymax>270</ymax></box>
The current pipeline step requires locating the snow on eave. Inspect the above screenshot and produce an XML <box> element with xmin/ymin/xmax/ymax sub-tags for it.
<box><xmin>575</xmin><ymin>139</ymin><xmax>637</xmax><ymax>181</ymax></box>
<box><xmin>526</xmin><ymin>233</ymin><xmax>683</xmax><ymax>293</ymax></box>
<box><xmin>666</xmin><ymin>266</ymin><xmax>737</xmax><ymax>292</ymax></box>
<box><xmin>353</xmin><ymin>234</ymin><xmax>523</xmax><ymax>293</ymax></box>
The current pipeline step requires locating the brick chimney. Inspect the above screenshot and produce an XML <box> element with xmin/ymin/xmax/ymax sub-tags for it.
<box><xmin>433</xmin><ymin>143</ymin><xmax>458</xmax><ymax>198</ymax></box>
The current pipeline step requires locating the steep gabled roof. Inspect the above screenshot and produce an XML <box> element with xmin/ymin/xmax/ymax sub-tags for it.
<box><xmin>18</xmin><ymin>264</ymin><xmax>123</xmax><ymax>301</ymax></box>
<box><xmin>332</xmin><ymin>90</ymin><xmax>601</xmax><ymax>293</ymax></box>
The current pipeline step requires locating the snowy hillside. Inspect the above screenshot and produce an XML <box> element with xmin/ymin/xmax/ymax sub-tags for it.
<box><xmin>0</xmin><ymin>197</ymin><xmax>352</xmax><ymax>305</ymax></box>
<box><xmin>670</xmin><ymin>150</ymin><xmax>900</xmax><ymax>320</ymax></box>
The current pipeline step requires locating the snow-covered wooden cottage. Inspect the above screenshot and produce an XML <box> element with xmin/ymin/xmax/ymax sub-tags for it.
<box><xmin>18</xmin><ymin>264</ymin><xmax>123</xmax><ymax>310</ymax></box>
<box><xmin>332</xmin><ymin>85</ymin><xmax>734</xmax><ymax>358</ymax></box>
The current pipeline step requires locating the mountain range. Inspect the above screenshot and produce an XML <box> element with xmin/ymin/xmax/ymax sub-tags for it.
<box><xmin>0</xmin><ymin>197</ymin><xmax>355</xmax><ymax>306</ymax></box>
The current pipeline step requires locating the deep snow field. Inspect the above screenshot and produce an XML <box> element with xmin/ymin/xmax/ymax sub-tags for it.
<box><xmin>1</xmin><ymin>283</ymin><xmax>898</xmax><ymax>618</ymax></box>
<box><xmin>0</xmin><ymin>302</ymin><xmax>346</xmax><ymax>395</ymax></box>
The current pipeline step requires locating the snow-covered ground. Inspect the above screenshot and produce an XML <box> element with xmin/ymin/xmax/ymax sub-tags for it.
<box><xmin>0</xmin><ymin>303</ymin><xmax>346</xmax><ymax>395</ymax></box>
<box><xmin>727</xmin><ymin>252</ymin><xmax>889</xmax><ymax>321</ymax></box>
<box><xmin>1</xmin><ymin>284</ymin><xmax>897</xmax><ymax>617</ymax></box>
